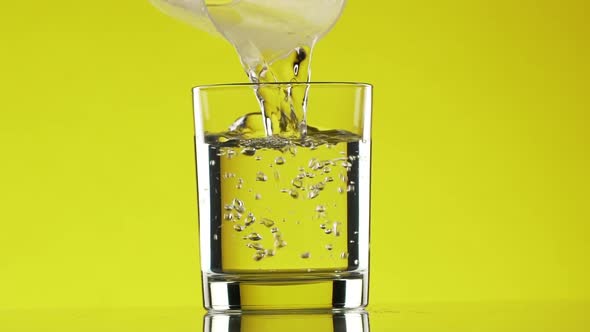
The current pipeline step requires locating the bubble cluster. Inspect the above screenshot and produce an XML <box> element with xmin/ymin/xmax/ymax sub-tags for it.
<box><xmin>214</xmin><ymin>138</ymin><xmax>361</xmax><ymax>264</ymax></box>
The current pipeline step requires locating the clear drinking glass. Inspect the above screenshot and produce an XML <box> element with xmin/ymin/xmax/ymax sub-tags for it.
<box><xmin>193</xmin><ymin>82</ymin><xmax>372</xmax><ymax>311</ymax></box>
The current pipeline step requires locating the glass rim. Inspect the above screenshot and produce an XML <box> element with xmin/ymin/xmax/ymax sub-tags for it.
<box><xmin>193</xmin><ymin>81</ymin><xmax>372</xmax><ymax>91</ymax></box>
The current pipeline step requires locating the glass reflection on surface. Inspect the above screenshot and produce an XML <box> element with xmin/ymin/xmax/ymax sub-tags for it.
<box><xmin>204</xmin><ymin>310</ymin><xmax>369</xmax><ymax>332</ymax></box>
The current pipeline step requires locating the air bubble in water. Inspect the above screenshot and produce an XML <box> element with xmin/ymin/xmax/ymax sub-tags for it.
<box><xmin>247</xmin><ymin>242</ymin><xmax>264</xmax><ymax>250</ymax></box>
<box><xmin>213</xmin><ymin>234</ymin><xmax>218</xmax><ymax>241</ymax></box>
<box><xmin>339</xmin><ymin>173</ymin><xmax>348</xmax><ymax>183</ymax></box>
<box><xmin>245</xmin><ymin>233</ymin><xmax>263</xmax><ymax>241</ymax></box>
<box><xmin>323</xmin><ymin>166</ymin><xmax>331</xmax><ymax>173</ymax></box>
<box><xmin>324</xmin><ymin>176</ymin><xmax>334</xmax><ymax>182</ymax></box>
<box><xmin>333</xmin><ymin>222</ymin><xmax>341</xmax><ymax>237</ymax></box>
<box><xmin>245</xmin><ymin>213</ymin><xmax>256</xmax><ymax>226</ymax></box>
<box><xmin>274</xmin><ymin>240</ymin><xmax>288</xmax><ymax>248</ymax></box>
<box><xmin>308</xmin><ymin>189</ymin><xmax>320</xmax><ymax>199</ymax></box>
<box><xmin>301</xmin><ymin>252</ymin><xmax>311</xmax><ymax>259</ymax></box>
<box><xmin>289</xmin><ymin>189</ymin><xmax>299</xmax><ymax>199</ymax></box>
<box><xmin>255</xmin><ymin>193</ymin><xmax>262</xmax><ymax>200</ymax></box>
<box><xmin>265</xmin><ymin>249</ymin><xmax>276</xmax><ymax>257</ymax></box>
<box><xmin>223</xmin><ymin>213</ymin><xmax>234</xmax><ymax>221</ymax></box>
<box><xmin>316</xmin><ymin>205</ymin><xmax>326</xmax><ymax>213</ymax></box>
<box><xmin>319</xmin><ymin>223</ymin><xmax>327</xmax><ymax>229</ymax></box>
<box><xmin>253</xmin><ymin>251</ymin><xmax>265</xmax><ymax>261</ymax></box>
<box><xmin>226</xmin><ymin>149</ymin><xmax>236</xmax><ymax>159</ymax></box>
<box><xmin>255</xmin><ymin>156</ymin><xmax>262</xmax><ymax>161</ymax></box>
<box><xmin>256</xmin><ymin>171</ymin><xmax>268</xmax><ymax>182</ymax></box>
<box><xmin>261</xmin><ymin>218</ymin><xmax>275</xmax><ymax>227</ymax></box>
<box><xmin>325</xmin><ymin>244</ymin><xmax>333</xmax><ymax>251</ymax></box>
<box><xmin>233</xmin><ymin>199</ymin><xmax>245</xmax><ymax>213</ymax></box>
<box><xmin>270</xmin><ymin>227</ymin><xmax>279</xmax><ymax>233</ymax></box>
<box><xmin>324</xmin><ymin>228</ymin><xmax>333</xmax><ymax>234</ymax></box>
<box><xmin>315</xmin><ymin>181</ymin><xmax>326</xmax><ymax>191</ymax></box>
<box><xmin>274</xmin><ymin>156</ymin><xmax>286</xmax><ymax>165</ymax></box>
<box><xmin>354</xmin><ymin>259</ymin><xmax>359</xmax><ymax>265</ymax></box>
<box><xmin>308</xmin><ymin>158</ymin><xmax>318</xmax><ymax>169</ymax></box>
<box><xmin>241</xmin><ymin>147</ymin><xmax>256</xmax><ymax>156</ymax></box>
<box><xmin>340</xmin><ymin>252</ymin><xmax>349</xmax><ymax>259</ymax></box>
<box><xmin>341</xmin><ymin>161</ymin><xmax>352</xmax><ymax>168</ymax></box>
<box><xmin>291</xmin><ymin>178</ymin><xmax>303</xmax><ymax>188</ymax></box>
<box><xmin>224</xmin><ymin>204</ymin><xmax>233</xmax><ymax>211</ymax></box>
<box><xmin>209</xmin><ymin>160</ymin><xmax>215</xmax><ymax>166</ymax></box>
<box><xmin>233</xmin><ymin>224</ymin><xmax>244</xmax><ymax>232</ymax></box>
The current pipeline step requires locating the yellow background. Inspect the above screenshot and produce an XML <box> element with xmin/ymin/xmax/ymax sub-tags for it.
<box><xmin>0</xmin><ymin>0</ymin><xmax>588</xmax><ymax>310</ymax></box>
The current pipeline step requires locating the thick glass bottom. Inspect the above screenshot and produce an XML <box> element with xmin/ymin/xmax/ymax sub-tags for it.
<box><xmin>202</xmin><ymin>271</ymin><xmax>368</xmax><ymax>312</ymax></box>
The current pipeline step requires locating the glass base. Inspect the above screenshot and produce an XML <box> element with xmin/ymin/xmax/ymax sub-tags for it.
<box><xmin>202</xmin><ymin>271</ymin><xmax>368</xmax><ymax>312</ymax></box>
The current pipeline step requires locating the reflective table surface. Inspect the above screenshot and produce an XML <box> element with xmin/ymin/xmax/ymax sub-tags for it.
<box><xmin>1</xmin><ymin>302</ymin><xmax>588</xmax><ymax>331</ymax></box>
